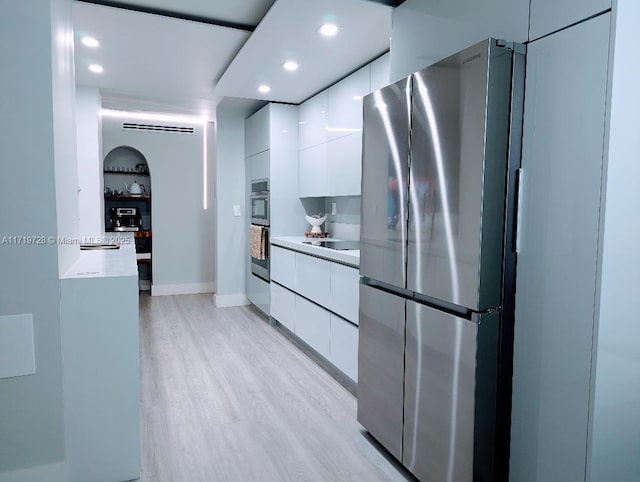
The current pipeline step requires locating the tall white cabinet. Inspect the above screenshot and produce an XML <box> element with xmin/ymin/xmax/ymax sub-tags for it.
<box><xmin>245</xmin><ymin>104</ymin><xmax>306</xmax><ymax>315</ymax></box>
<box><xmin>510</xmin><ymin>12</ymin><xmax>611</xmax><ymax>482</ymax></box>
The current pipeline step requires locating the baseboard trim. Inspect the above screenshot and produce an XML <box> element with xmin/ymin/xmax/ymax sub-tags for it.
<box><xmin>0</xmin><ymin>462</ymin><xmax>67</xmax><ymax>482</ymax></box>
<box><xmin>151</xmin><ymin>282</ymin><xmax>216</xmax><ymax>296</ymax></box>
<box><xmin>214</xmin><ymin>293</ymin><xmax>250</xmax><ymax>308</ymax></box>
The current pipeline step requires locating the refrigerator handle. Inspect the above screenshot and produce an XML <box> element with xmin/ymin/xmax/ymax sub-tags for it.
<box><xmin>514</xmin><ymin>168</ymin><xmax>524</xmax><ymax>253</ymax></box>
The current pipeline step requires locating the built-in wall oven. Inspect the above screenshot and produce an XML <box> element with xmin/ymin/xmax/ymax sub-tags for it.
<box><xmin>250</xmin><ymin>178</ymin><xmax>269</xmax><ymax>226</ymax></box>
<box><xmin>250</xmin><ymin>178</ymin><xmax>270</xmax><ymax>281</ymax></box>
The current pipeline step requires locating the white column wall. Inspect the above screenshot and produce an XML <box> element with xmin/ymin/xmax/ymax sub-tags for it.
<box><xmin>75</xmin><ymin>87</ymin><xmax>103</xmax><ymax>237</ymax></box>
<box><xmin>589</xmin><ymin>1</ymin><xmax>640</xmax><ymax>480</ymax></box>
<box><xmin>214</xmin><ymin>109</ymin><xmax>248</xmax><ymax>307</ymax></box>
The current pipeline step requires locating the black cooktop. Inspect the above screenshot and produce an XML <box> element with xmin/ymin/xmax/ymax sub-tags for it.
<box><xmin>302</xmin><ymin>240</ymin><xmax>360</xmax><ymax>250</ymax></box>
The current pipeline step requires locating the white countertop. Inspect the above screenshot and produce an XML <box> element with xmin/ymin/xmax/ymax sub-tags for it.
<box><xmin>60</xmin><ymin>233</ymin><xmax>138</xmax><ymax>279</ymax></box>
<box><xmin>271</xmin><ymin>236</ymin><xmax>360</xmax><ymax>268</ymax></box>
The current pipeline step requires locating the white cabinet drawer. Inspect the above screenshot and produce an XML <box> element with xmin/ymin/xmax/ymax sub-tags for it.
<box><xmin>330</xmin><ymin>262</ymin><xmax>360</xmax><ymax>324</ymax></box>
<box><xmin>270</xmin><ymin>245</ymin><xmax>296</xmax><ymax>289</ymax></box>
<box><xmin>295</xmin><ymin>253</ymin><xmax>331</xmax><ymax>307</ymax></box>
<box><xmin>330</xmin><ymin>314</ymin><xmax>359</xmax><ymax>382</ymax></box>
<box><xmin>271</xmin><ymin>283</ymin><xmax>296</xmax><ymax>332</ymax></box>
<box><xmin>295</xmin><ymin>296</ymin><xmax>330</xmax><ymax>359</ymax></box>
<box><xmin>327</xmin><ymin>133</ymin><xmax>362</xmax><ymax>196</ymax></box>
<box><xmin>299</xmin><ymin>143</ymin><xmax>328</xmax><ymax>197</ymax></box>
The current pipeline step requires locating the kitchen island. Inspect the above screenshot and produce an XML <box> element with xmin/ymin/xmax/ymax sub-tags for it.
<box><xmin>59</xmin><ymin>233</ymin><xmax>140</xmax><ymax>482</ymax></box>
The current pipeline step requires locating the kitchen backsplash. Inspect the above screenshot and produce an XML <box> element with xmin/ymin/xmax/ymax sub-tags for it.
<box><xmin>325</xmin><ymin>196</ymin><xmax>360</xmax><ymax>241</ymax></box>
<box><xmin>299</xmin><ymin>196</ymin><xmax>361</xmax><ymax>240</ymax></box>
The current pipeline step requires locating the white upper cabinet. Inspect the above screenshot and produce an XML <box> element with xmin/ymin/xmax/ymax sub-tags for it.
<box><xmin>248</xmin><ymin>150</ymin><xmax>269</xmax><ymax>181</ymax></box>
<box><xmin>298</xmin><ymin>91</ymin><xmax>328</xmax><ymax>150</ymax></box>
<box><xmin>245</xmin><ymin>105</ymin><xmax>270</xmax><ymax>157</ymax></box>
<box><xmin>370</xmin><ymin>53</ymin><xmax>391</xmax><ymax>92</ymax></box>
<box><xmin>298</xmin><ymin>58</ymin><xmax>385</xmax><ymax>197</ymax></box>
<box><xmin>299</xmin><ymin>143</ymin><xmax>328</xmax><ymax>198</ymax></box>
<box><xmin>326</xmin><ymin>65</ymin><xmax>370</xmax><ymax>141</ymax></box>
<box><xmin>529</xmin><ymin>0</ymin><xmax>610</xmax><ymax>40</ymax></box>
<box><xmin>327</xmin><ymin>133</ymin><xmax>362</xmax><ymax>196</ymax></box>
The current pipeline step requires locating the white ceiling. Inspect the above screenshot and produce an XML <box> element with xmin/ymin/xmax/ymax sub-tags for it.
<box><xmin>72</xmin><ymin>0</ymin><xmax>392</xmax><ymax>118</ymax></box>
<box><xmin>213</xmin><ymin>0</ymin><xmax>392</xmax><ymax>105</ymax></box>
<box><xmin>73</xmin><ymin>1</ymin><xmax>251</xmax><ymax>117</ymax></box>
<box><xmin>103</xmin><ymin>0</ymin><xmax>276</xmax><ymax>26</ymax></box>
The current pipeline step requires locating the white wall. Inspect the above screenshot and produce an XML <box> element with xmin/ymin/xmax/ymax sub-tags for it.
<box><xmin>51</xmin><ymin>0</ymin><xmax>80</xmax><ymax>275</ymax></box>
<box><xmin>389</xmin><ymin>0</ymin><xmax>529</xmax><ymax>81</ymax></box>
<box><xmin>589</xmin><ymin>1</ymin><xmax>640</xmax><ymax>480</ymax></box>
<box><xmin>0</xmin><ymin>0</ymin><xmax>72</xmax><ymax>478</ymax></box>
<box><xmin>102</xmin><ymin>116</ymin><xmax>215</xmax><ymax>294</ymax></box>
<box><xmin>75</xmin><ymin>87</ymin><xmax>103</xmax><ymax>237</ymax></box>
<box><xmin>214</xmin><ymin>109</ymin><xmax>248</xmax><ymax>307</ymax></box>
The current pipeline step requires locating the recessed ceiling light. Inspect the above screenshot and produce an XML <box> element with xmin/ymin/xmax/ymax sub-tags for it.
<box><xmin>283</xmin><ymin>60</ymin><xmax>299</xmax><ymax>72</ymax></box>
<box><xmin>298</xmin><ymin>121</ymin><xmax>306</xmax><ymax>125</ymax></box>
<box><xmin>88</xmin><ymin>64</ymin><xmax>104</xmax><ymax>74</ymax></box>
<box><xmin>353</xmin><ymin>95</ymin><xmax>363</xmax><ymax>100</ymax></box>
<box><xmin>258</xmin><ymin>85</ymin><xmax>271</xmax><ymax>94</ymax></box>
<box><xmin>318</xmin><ymin>23</ymin><xmax>339</xmax><ymax>37</ymax></box>
<box><xmin>81</xmin><ymin>36</ymin><xmax>100</xmax><ymax>48</ymax></box>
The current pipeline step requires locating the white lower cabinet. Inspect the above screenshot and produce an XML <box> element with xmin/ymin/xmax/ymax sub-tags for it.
<box><xmin>271</xmin><ymin>245</ymin><xmax>296</xmax><ymax>289</ymax></box>
<box><xmin>271</xmin><ymin>282</ymin><xmax>296</xmax><ymax>332</ymax></box>
<box><xmin>247</xmin><ymin>272</ymin><xmax>270</xmax><ymax>316</ymax></box>
<box><xmin>295</xmin><ymin>296</ymin><xmax>331</xmax><ymax>359</ymax></box>
<box><xmin>330</xmin><ymin>262</ymin><xmax>360</xmax><ymax>324</ymax></box>
<box><xmin>295</xmin><ymin>252</ymin><xmax>331</xmax><ymax>307</ymax></box>
<box><xmin>330</xmin><ymin>314</ymin><xmax>358</xmax><ymax>382</ymax></box>
<box><xmin>270</xmin><ymin>246</ymin><xmax>360</xmax><ymax>382</ymax></box>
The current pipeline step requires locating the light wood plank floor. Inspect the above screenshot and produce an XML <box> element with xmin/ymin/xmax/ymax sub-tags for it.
<box><xmin>139</xmin><ymin>293</ymin><xmax>413</xmax><ymax>482</ymax></box>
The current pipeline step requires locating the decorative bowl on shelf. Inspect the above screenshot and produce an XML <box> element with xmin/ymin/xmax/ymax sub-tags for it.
<box><xmin>305</xmin><ymin>215</ymin><xmax>327</xmax><ymax>234</ymax></box>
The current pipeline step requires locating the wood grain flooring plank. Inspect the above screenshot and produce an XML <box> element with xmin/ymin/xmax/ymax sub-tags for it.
<box><xmin>138</xmin><ymin>293</ymin><xmax>413</xmax><ymax>482</ymax></box>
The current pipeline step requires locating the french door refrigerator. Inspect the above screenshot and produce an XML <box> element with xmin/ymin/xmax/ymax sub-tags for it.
<box><xmin>358</xmin><ymin>39</ymin><xmax>525</xmax><ymax>482</ymax></box>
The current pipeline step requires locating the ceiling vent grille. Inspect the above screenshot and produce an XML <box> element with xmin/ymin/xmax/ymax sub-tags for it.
<box><xmin>122</xmin><ymin>122</ymin><xmax>195</xmax><ymax>135</ymax></box>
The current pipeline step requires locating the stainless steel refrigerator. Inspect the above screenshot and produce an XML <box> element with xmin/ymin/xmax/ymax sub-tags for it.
<box><xmin>358</xmin><ymin>39</ymin><xmax>525</xmax><ymax>482</ymax></box>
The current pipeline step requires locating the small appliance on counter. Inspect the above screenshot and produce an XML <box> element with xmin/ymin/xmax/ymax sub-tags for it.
<box><xmin>109</xmin><ymin>207</ymin><xmax>142</xmax><ymax>232</ymax></box>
